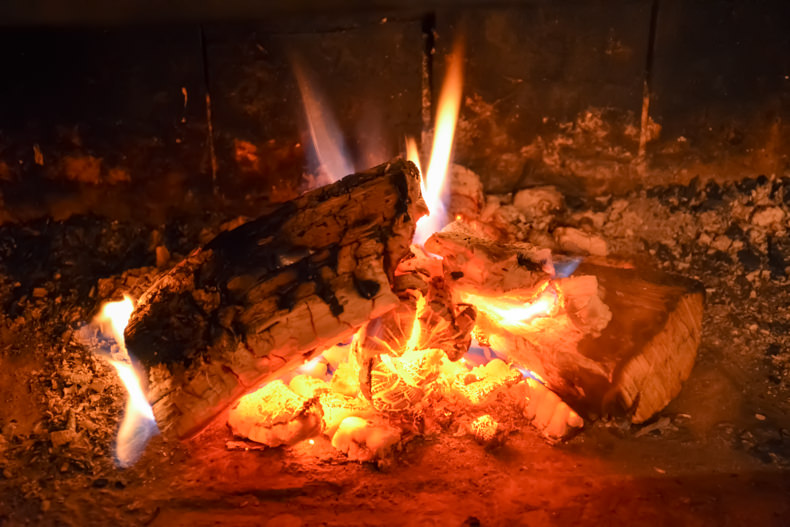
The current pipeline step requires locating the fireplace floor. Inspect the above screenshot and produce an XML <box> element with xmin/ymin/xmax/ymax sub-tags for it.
<box><xmin>1</xmin><ymin>174</ymin><xmax>790</xmax><ymax>526</ymax></box>
<box><xmin>2</xmin><ymin>422</ymin><xmax>789</xmax><ymax>526</ymax></box>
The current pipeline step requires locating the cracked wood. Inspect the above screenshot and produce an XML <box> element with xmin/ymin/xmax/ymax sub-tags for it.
<box><xmin>125</xmin><ymin>159</ymin><xmax>426</xmax><ymax>439</ymax></box>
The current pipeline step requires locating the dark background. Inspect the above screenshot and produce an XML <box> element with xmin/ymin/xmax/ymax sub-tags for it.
<box><xmin>0</xmin><ymin>0</ymin><xmax>787</xmax><ymax>219</ymax></box>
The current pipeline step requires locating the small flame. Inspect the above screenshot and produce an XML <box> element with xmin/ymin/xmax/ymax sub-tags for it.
<box><xmin>409</xmin><ymin>39</ymin><xmax>465</xmax><ymax>245</ymax></box>
<box><xmin>95</xmin><ymin>296</ymin><xmax>158</xmax><ymax>468</ymax></box>
<box><xmin>98</xmin><ymin>296</ymin><xmax>134</xmax><ymax>352</ymax></box>
<box><xmin>553</xmin><ymin>257</ymin><xmax>583</xmax><ymax>278</ymax></box>
<box><xmin>292</xmin><ymin>55</ymin><xmax>354</xmax><ymax>183</ymax></box>
<box><xmin>460</xmin><ymin>284</ymin><xmax>559</xmax><ymax>331</ymax></box>
<box><xmin>405</xmin><ymin>136</ymin><xmax>423</xmax><ymax>176</ymax></box>
<box><xmin>402</xmin><ymin>294</ymin><xmax>427</xmax><ymax>353</ymax></box>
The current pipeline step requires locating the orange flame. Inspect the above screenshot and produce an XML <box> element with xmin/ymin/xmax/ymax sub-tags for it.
<box><xmin>409</xmin><ymin>39</ymin><xmax>465</xmax><ymax>245</ymax></box>
<box><xmin>95</xmin><ymin>296</ymin><xmax>158</xmax><ymax>468</ymax></box>
<box><xmin>460</xmin><ymin>283</ymin><xmax>559</xmax><ymax>331</ymax></box>
<box><xmin>402</xmin><ymin>294</ymin><xmax>427</xmax><ymax>353</ymax></box>
<box><xmin>97</xmin><ymin>296</ymin><xmax>135</xmax><ymax>350</ymax></box>
<box><xmin>405</xmin><ymin>136</ymin><xmax>422</xmax><ymax>176</ymax></box>
<box><xmin>292</xmin><ymin>55</ymin><xmax>353</xmax><ymax>183</ymax></box>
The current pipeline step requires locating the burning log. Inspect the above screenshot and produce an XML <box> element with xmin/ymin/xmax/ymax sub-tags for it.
<box><xmin>427</xmin><ymin>229</ymin><xmax>704</xmax><ymax>423</ymax></box>
<box><xmin>572</xmin><ymin>262</ymin><xmax>704</xmax><ymax>422</ymax></box>
<box><xmin>124</xmin><ymin>160</ymin><xmax>427</xmax><ymax>439</ymax></box>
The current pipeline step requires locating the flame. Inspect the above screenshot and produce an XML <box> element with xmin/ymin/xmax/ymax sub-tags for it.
<box><xmin>292</xmin><ymin>55</ymin><xmax>354</xmax><ymax>183</ymax></box>
<box><xmin>402</xmin><ymin>294</ymin><xmax>427</xmax><ymax>353</ymax></box>
<box><xmin>460</xmin><ymin>283</ymin><xmax>559</xmax><ymax>331</ymax></box>
<box><xmin>98</xmin><ymin>296</ymin><xmax>135</xmax><ymax>351</ymax></box>
<box><xmin>95</xmin><ymin>296</ymin><xmax>158</xmax><ymax>468</ymax></box>
<box><xmin>405</xmin><ymin>136</ymin><xmax>423</xmax><ymax>176</ymax></box>
<box><xmin>463</xmin><ymin>337</ymin><xmax>546</xmax><ymax>384</ymax></box>
<box><xmin>409</xmin><ymin>39</ymin><xmax>465</xmax><ymax>245</ymax></box>
<box><xmin>296</xmin><ymin>354</ymin><xmax>328</xmax><ymax>379</ymax></box>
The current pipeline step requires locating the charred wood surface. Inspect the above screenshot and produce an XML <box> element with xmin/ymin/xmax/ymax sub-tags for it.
<box><xmin>125</xmin><ymin>159</ymin><xmax>426</xmax><ymax>439</ymax></box>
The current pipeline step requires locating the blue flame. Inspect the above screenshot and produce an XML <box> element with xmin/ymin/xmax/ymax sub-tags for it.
<box><xmin>463</xmin><ymin>339</ymin><xmax>543</xmax><ymax>383</ymax></box>
<box><xmin>553</xmin><ymin>257</ymin><xmax>582</xmax><ymax>278</ymax></box>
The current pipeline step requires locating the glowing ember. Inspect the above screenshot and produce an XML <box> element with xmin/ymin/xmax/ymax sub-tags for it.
<box><xmin>460</xmin><ymin>284</ymin><xmax>559</xmax><ymax>331</ymax></box>
<box><xmin>296</xmin><ymin>354</ymin><xmax>328</xmax><ymax>379</ymax></box>
<box><xmin>464</xmin><ymin>338</ymin><xmax>545</xmax><ymax>383</ymax></box>
<box><xmin>95</xmin><ymin>296</ymin><xmax>158</xmax><ymax>468</ymax></box>
<box><xmin>293</xmin><ymin>55</ymin><xmax>353</xmax><ymax>182</ymax></box>
<box><xmin>409</xmin><ymin>39</ymin><xmax>465</xmax><ymax>245</ymax></box>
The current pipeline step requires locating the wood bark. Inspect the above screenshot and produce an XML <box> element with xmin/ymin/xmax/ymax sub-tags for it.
<box><xmin>125</xmin><ymin>159</ymin><xmax>426</xmax><ymax>439</ymax></box>
<box><xmin>426</xmin><ymin>228</ymin><xmax>704</xmax><ymax>423</ymax></box>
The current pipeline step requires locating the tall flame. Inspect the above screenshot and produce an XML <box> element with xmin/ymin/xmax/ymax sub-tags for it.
<box><xmin>292</xmin><ymin>55</ymin><xmax>354</xmax><ymax>183</ymax></box>
<box><xmin>95</xmin><ymin>296</ymin><xmax>158</xmax><ymax>468</ymax></box>
<box><xmin>410</xmin><ymin>39</ymin><xmax>465</xmax><ymax>245</ymax></box>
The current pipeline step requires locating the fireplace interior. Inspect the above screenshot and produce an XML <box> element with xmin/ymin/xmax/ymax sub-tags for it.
<box><xmin>1</xmin><ymin>1</ymin><xmax>790</xmax><ymax>525</ymax></box>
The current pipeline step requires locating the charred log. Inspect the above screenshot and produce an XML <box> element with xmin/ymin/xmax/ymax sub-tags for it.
<box><xmin>125</xmin><ymin>159</ymin><xmax>426</xmax><ymax>439</ymax></box>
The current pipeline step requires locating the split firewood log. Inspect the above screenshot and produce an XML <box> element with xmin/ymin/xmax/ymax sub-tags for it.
<box><xmin>124</xmin><ymin>159</ymin><xmax>427</xmax><ymax>439</ymax></box>
<box><xmin>427</xmin><ymin>228</ymin><xmax>704</xmax><ymax>423</ymax></box>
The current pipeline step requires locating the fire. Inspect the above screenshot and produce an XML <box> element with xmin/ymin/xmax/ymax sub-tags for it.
<box><xmin>405</xmin><ymin>136</ymin><xmax>422</xmax><ymax>175</ymax></box>
<box><xmin>219</xmin><ymin>34</ymin><xmax>587</xmax><ymax>454</ymax></box>
<box><xmin>402</xmin><ymin>294</ymin><xmax>427</xmax><ymax>353</ymax></box>
<box><xmin>293</xmin><ymin>55</ymin><xmax>353</xmax><ymax>182</ymax></box>
<box><xmin>460</xmin><ymin>283</ymin><xmax>559</xmax><ymax>331</ymax></box>
<box><xmin>95</xmin><ymin>296</ymin><xmax>158</xmax><ymax>468</ymax></box>
<box><xmin>97</xmin><ymin>296</ymin><xmax>135</xmax><ymax>348</ymax></box>
<box><xmin>409</xmin><ymin>39</ymin><xmax>465</xmax><ymax>245</ymax></box>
